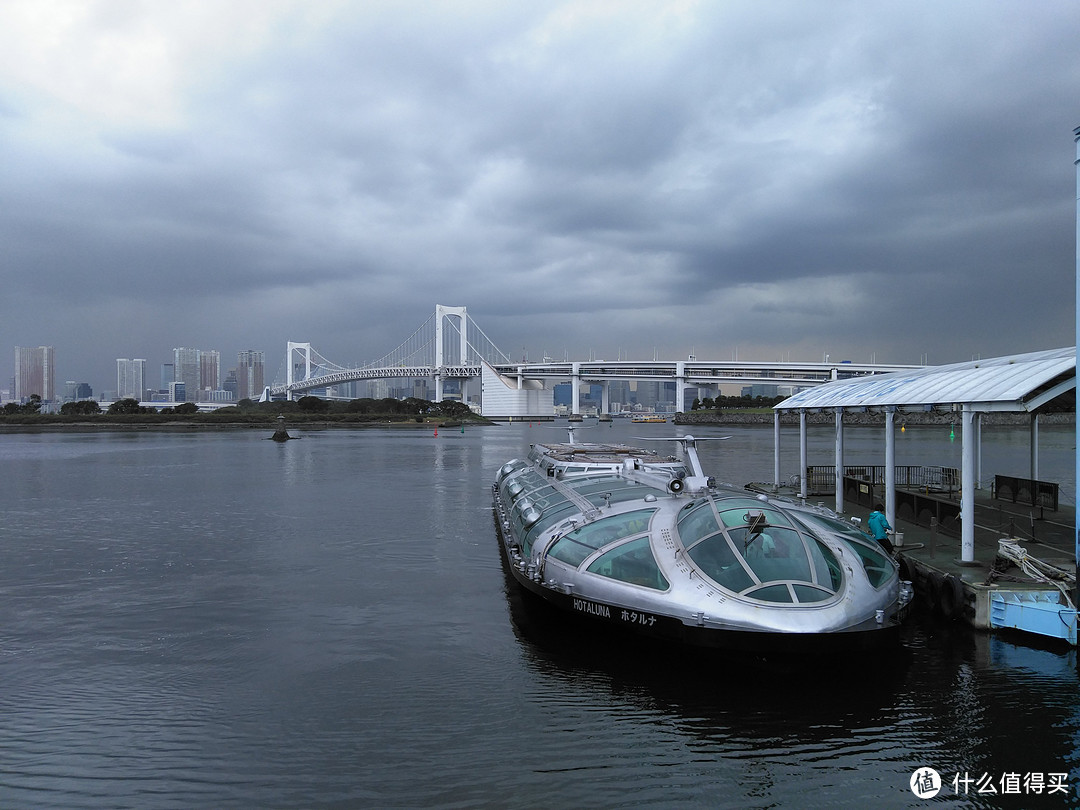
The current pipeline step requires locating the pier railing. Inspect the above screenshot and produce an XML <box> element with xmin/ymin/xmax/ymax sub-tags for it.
<box><xmin>993</xmin><ymin>475</ymin><xmax>1059</xmax><ymax>511</ymax></box>
<box><xmin>805</xmin><ymin>465</ymin><xmax>959</xmax><ymax>496</ymax></box>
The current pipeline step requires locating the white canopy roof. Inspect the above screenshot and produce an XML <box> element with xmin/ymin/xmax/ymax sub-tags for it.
<box><xmin>776</xmin><ymin>347</ymin><xmax>1076</xmax><ymax>413</ymax></box>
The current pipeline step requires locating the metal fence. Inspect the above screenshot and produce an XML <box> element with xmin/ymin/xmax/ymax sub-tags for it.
<box><xmin>993</xmin><ymin>475</ymin><xmax>1059</xmax><ymax>511</ymax></box>
<box><xmin>805</xmin><ymin>465</ymin><xmax>959</xmax><ymax>495</ymax></box>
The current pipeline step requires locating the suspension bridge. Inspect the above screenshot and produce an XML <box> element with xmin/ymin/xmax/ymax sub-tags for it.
<box><xmin>265</xmin><ymin>304</ymin><xmax>919</xmax><ymax>417</ymax></box>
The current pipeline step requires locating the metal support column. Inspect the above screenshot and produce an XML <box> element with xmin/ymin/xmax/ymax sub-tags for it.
<box><xmin>961</xmin><ymin>404</ymin><xmax>977</xmax><ymax>563</ymax></box>
<box><xmin>975</xmin><ymin>412</ymin><xmax>982</xmax><ymax>489</ymax></box>
<box><xmin>1030</xmin><ymin>412</ymin><xmax>1040</xmax><ymax>481</ymax></box>
<box><xmin>1074</xmin><ymin>123</ymin><xmax>1080</xmax><ymax>607</ymax></box>
<box><xmin>773</xmin><ymin>409</ymin><xmax>781</xmax><ymax>488</ymax></box>
<box><xmin>885</xmin><ymin>407</ymin><xmax>896</xmax><ymax>534</ymax></box>
<box><xmin>799</xmin><ymin>410</ymin><xmax>808</xmax><ymax>500</ymax></box>
<box><xmin>834</xmin><ymin>407</ymin><xmax>845</xmax><ymax>514</ymax></box>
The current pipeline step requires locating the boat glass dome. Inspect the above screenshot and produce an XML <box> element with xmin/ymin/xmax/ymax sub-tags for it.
<box><xmin>678</xmin><ymin>500</ymin><xmax>843</xmax><ymax>603</ymax></box>
<box><xmin>586</xmin><ymin>536</ymin><xmax>670</xmax><ymax>591</ymax></box>
<box><xmin>547</xmin><ymin>509</ymin><xmax>656</xmax><ymax>567</ymax></box>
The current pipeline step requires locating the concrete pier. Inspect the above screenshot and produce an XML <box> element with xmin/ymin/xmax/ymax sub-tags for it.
<box><xmin>850</xmin><ymin>489</ymin><xmax>1076</xmax><ymax>645</ymax></box>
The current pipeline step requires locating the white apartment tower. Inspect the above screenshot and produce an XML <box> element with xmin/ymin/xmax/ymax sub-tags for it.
<box><xmin>116</xmin><ymin>358</ymin><xmax>146</xmax><ymax>400</ymax></box>
<box><xmin>172</xmin><ymin>348</ymin><xmax>200</xmax><ymax>402</ymax></box>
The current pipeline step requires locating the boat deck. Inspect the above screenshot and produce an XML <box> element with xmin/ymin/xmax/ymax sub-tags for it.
<box><xmin>532</xmin><ymin>442</ymin><xmax>677</xmax><ymax>465</ymax></box>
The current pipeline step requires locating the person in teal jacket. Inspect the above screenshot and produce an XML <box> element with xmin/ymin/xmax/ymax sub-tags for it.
<box><xmin>867</xmin><ymin>503</ymin><xmax>893</xmax><ymax>553</ymax></box>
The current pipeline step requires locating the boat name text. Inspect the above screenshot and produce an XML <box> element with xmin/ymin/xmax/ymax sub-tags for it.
<box><xmin>573</xmin><ymin>598</ymin><xmax>658</xmax><ymax>626</ymax></box>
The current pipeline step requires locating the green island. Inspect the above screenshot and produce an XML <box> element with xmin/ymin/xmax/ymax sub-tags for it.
<box><xmin>0</xmin><ymin>395</ymin><xmax>493</xmax><ymax>430</ymax></box>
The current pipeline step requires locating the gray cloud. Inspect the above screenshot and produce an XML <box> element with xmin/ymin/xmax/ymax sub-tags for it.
<box><xmin>0</xmin><ymin>0</ymin><xmax>1076</xmax><ymax>393</ymax></box>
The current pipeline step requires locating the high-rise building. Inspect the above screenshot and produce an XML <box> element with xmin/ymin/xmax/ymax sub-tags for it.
<box><xmin>236</xmin><ymin>350</ymin><xmax>265</xmax><ymax>401</ymax></box>
<box><xmin>160</xmin><ymin>363</ymin><xmax>174</xmax><ymax>393</ymax></box>
<box><xmin>65</xmin><ymin>381</ymin><xmax>93</xmax><ymax>401</ymax></box>
<box><xmin>200</xmin><ymin>350</ymin><xmax>220</xmax><ymax>393</ymax></box>
<box><xmin>173</xmin><ymin>348</ymin><xmax>200</xmax><ymax>402</ymax></box>
<box><xmin>116</xmin><ymin>358</ymin><xmax>146</xmax><ymax>400</ymax></box>
<box><xmin>223</xmin><ymin>369</ymin><xmax>238</xmax><ymax>400</ymax></box>
<box><xmin>14</xmin><ymin>345</ymin><xmax>55</xmax><ymax>402</ymax></box>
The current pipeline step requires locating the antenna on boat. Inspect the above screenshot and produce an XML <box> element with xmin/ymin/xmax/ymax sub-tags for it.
<box><xmin>631</xmin><ymin>434</ymin><xmax>729</xmax><ymax>479</ymax></box>
<box><xmin>553</xmin><ymin>423</ymin><xmax>596</xmax><ymax>446</ymax></box>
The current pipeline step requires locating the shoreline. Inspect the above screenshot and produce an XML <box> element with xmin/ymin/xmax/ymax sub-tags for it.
<box><xmin>0</xmin><ymin>418</ymin><xmax>496</xmax><ymax>433</ymax></box>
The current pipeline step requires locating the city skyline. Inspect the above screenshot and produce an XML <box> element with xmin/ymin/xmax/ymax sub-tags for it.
<box><xmin>6</xmin><ymin>345</ymin><xmax>267</xmax><ymax>405</ymax></box>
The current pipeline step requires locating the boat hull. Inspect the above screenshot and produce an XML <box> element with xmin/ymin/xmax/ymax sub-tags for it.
<box><xmin>495</xmin><ymin>517</ymin><xmax>903</xmax><ymax>655</ymax></box>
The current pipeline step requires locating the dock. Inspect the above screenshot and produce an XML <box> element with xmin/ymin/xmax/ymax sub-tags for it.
<box><xmin>825</xmin><ymin>485</ymin><xmax>1076</xmax><ymax>646</ymax></box>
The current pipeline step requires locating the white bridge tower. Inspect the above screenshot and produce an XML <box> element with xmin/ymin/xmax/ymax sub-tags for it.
<box><xmin>286</xmin><ymin>342</ymin><xmax>313</xmax><ymax>402</ymax></box>
<box><xmin>434</xmin><ymin>305</ymin><xmax>468</xmax><ymax>403</ymax></box>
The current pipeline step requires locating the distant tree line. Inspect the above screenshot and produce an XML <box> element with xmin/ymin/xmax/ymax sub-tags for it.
<box><xmin>690</xmin><ymin>394</ymin><xmax>786</xmax><ymax>410</ymax></box>
<box><xmin>1</xmin><ymin>395</ymin><xmax>477</xmax><ymax>423</ymax></box>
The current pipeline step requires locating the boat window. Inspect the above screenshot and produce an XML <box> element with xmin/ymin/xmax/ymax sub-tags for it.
<box><xmin>546</xmin><ymin>509</ymin><xmax>656</xmax><ymax>568</ymax></box>
<box><xmin>739</xmin><ymin>527</ymin><xmax>812</xmax><ymax>584</ymax></box>
<box><xmin>792</xmin><ymin>583</ymin><xmax>834</xmax><ymax>603</ymax></box>
<box><xmin>716</xmin><ymin>502</ymin><xmax>790</xmax><ymax>530</ymax></box>
<box><xmin>676</xmin><ymin>503</ymin><xmax>720</xmax><ymax>546</ymax></box>
<box><xmin>744</xmin><ymin>584</ymin><xmax>793</xmax><ymax>603</ymax></box>
<box><xmin>790</xmin><ymin>513</ymin><xmax>892</xmax><ymax>588</ymax></box>
<box><xmin>522</xmin><ymin>502</ymin><xmax>579</xmax><ymax>556</ymax></box>
<box><xmin>844</xmin><ymin>542</ymin><xmax>891</xmax><ymax>587</ymax></box>
<box><xmin>685</xmin><ymin>533</ymin><xmax>755</xmax><ymax>592</ymax></box>
<box><xmin>810</xmin><ymin>538</ymin><xmax>843</xmax><ymax>591</ymax></box>
<box><xmin>587</xmin><ymin>536</ymin><xmax>669</xmax><ymax>591</ymax></box>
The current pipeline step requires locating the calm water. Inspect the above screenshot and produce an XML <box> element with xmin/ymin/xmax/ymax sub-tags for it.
<box><xmin>1</xmin><ymin>422</ymin><xmax>1077</xmax><ymax>809</ymax></box>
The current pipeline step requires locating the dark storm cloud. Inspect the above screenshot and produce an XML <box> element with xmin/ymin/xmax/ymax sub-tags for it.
<box><xmin>0</xmin><ymin>0</ymin><xmax>1076</xmax><ymax>392</ymax></box>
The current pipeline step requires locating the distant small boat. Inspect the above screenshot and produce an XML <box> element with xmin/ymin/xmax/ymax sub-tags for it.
<box><xmin>631</xmin><ymin>415</ymin><xmax>666</xmax><ymax>423</ymax></box>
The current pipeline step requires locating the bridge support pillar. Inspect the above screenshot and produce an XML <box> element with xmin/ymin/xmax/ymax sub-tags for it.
<box><xmin>675</xmin><ymin>362</ymin><xmax>687</xmax><ymax>413</ymax></box>
<box><xmin>286</xmin><ymin>342</ymin><xmax>312</xmax><ymax>402</ymax></box>
<box><xmin>571</xmin><ymin>363</ymin><xmax>581</xmax><ymax>416</ymax></box>
<box><xmin>601</xmin><ymin>381</ymin><xmax>610</xmax><ymax>416</ymax></box>
<box><xmin>434</xmin><ymin>305</ymin><xmax>468</xmax><ymax>403</ymax></box>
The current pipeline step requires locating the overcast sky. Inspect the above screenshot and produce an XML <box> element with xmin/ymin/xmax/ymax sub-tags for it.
<box><xmin>2</xmin><ymin>0</ymin><xmax>1078</xmax><ymax>394</ymax></box>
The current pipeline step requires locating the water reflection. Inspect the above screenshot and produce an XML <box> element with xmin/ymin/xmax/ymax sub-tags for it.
<box><xmin>499</xmin><ymin>542</ymin><xmax>1080</xmax><ymax>807</ymax></box>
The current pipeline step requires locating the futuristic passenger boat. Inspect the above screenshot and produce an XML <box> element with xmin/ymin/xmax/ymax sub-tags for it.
<box><xmin>493</xmin><ymin>432</ymin><xmax>912</xmax><ymax>653</ymax></box>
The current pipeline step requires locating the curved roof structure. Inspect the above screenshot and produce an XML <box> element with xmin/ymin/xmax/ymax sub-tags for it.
<box><xmin>775</xmin><ymin>347</ymin><xmax>1075</xmax><ymax>413</ymax></box>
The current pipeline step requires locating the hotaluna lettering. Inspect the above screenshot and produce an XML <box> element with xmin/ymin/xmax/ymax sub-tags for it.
<box><xmin>573</xmin><ymin>598</ymin><xmax>611</xmax><ymax>618</ymax></box>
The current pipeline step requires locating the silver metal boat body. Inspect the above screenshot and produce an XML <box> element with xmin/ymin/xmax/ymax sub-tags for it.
<box><xmin>493</xmin><ymin>435</ymin><xmax>913</xmax><ymax>653</ymax></box>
